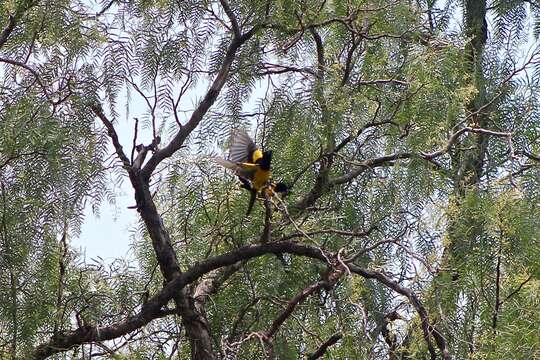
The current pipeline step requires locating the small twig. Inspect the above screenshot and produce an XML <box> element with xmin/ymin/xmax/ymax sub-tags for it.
<box><xmin>336</xmin><ymin>248</ymin><xmax>351</xmax><ymax>275</ymax></box>
<box><xmin>500</xmin><ymin>275</ymin><xmax>533</xmax><ymax>306</ymax></box>
<box><xmin>90</xmin><ymin>104</ymin><xmax>131</xmax><ymax>169</ymax></box>
<box><xmin>273</xmin><ymin>196</ymin><xmax>321</xmax><ymax>247</ymax></box>
<box><xmin>130</xmin><ymin>118</ymin><xmax>139</xmax><ymax>165</ymax></box>
<box><xmin>345</xmin><ymin>238</ymin><xmax>397</xmax><ymax>262</ymax></box>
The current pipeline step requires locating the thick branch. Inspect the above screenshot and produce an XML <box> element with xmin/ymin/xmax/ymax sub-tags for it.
<box><xmin>193</xmin><ymin>261</ymin><xmax>243</xmax><ymax>308</ymax></box>
<box><xmin>307</xmin><ymin>333</ymin><xmax>342</xmax><ymax>360</ymax></box>
<box><xmin>0</xmin><ymin>15</ymin><xmax>16</xmax><ymax>50</ymax></box>
<box><xmin>219</xmin><ymin>0</ymin><xmax>241</xmax><ymax>38</ymax></box>
<box><xmin>32</xmin><ymin>242</ymin><xmax>328</xmax><ymax>359</ymax></box>
<box><xmin>32</xmin><ymin>302</ymin><xmax>165</xmax><ymax>359</ymax></box>
<box><xmin>34</xmin><ymin>240</ymin><xmax>452</xmax><ymax>359</ymax></box>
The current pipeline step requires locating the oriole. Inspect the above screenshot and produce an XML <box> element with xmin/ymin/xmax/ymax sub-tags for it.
<box><xmin>216</xmin><ymin>129</ymin><xmax>287</xmax><ymax>215</ymax></box>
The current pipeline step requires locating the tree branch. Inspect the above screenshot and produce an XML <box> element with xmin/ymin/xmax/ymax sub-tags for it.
<box><xmin>193</xmin><ymin>261</ymin><xmax>243</xmax><ymax>309</ymax></box>
<box><xmin>0</xmin><ymin>15</ymin><xmax>16</xmax><ymax>50</ymax></box>
<box><xmin>307</xmin><ymin>333</ymin><xmax>342</xmax><ymax>360</ymax></box>
<box><xmin>348</xmin><ymin>264</ymin><xmax>451</xmax><ymax>360</ymax></box>
<box><xmin>90</xmin><ymin>104</ymin><xmax>131</xmax><ymax>169</ymax></box>
<box><xmin>140</xmin><ymin>27</ymin><xmax>259</xmax><ymax>181</ymax></box>
<box><xmin>34</xmin><ymin>240</ymin><xmax>452</xmax><ymax>359</ymax></box>
<box><xmin>328</xmin><ymin>127</ymin><xmax>511</xmax><ymax>187</ymax></box>
<box><xmin>278</xmin><ymin>226</ymin><xmax>376</xmax><ymax>242</ymax></box>
<box><xmin>501</xmin><ymin>275</ymin><xmax>533</xmax><ymax>304</ymax></box>
<box><xmin>265</xmin><ymin>270</ymin><xmax>342</xmax><ymax>340</ymax></box>
<box><xmin>219</xmin><ymin>0</ymin><xmax>241</xmax><ymax>38</ymax></box>
<box><xmin>32</xmin><ymin>241</ymin><xmax>329</xmax><ymax>359</ymax></box>
<box><xmin>0</xmin><ymin>57</ymin><xmax>56</xmax><ymax>104</ymax></box>
<box><xmin>0</xmin><ymin>1</ymin><xmax>37</xmax><ymax>50</ymax></box>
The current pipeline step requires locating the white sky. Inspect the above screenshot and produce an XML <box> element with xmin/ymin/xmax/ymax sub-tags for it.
<box><xmin>74</xmin><ymin>113</ymin><xmax>140</xmax><ymax>262</ymax></box>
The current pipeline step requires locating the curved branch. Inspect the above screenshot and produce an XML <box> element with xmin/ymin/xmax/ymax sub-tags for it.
<box><xmin>348</xmin><ymin>264</ymin><xmax>451</xmax><ymax>360</ymax></box>
<box><xmin>32</xmin><ymin>242</ymin><xmax>328</xmax><ymax>359</ymax></box>
<box><xmin>308</xmin><ymin>333</ymin><xmax>342</xmax><ymax>360</ymax></box>
<box><xmin>265</xmin><ymin>270</ymin><xmax>342</xmax><ymax>340</ymax></box>
<box><xmin>34</xmin><ymin>242</ymin><xmax>451</xmax><ymax>359</ymax></box>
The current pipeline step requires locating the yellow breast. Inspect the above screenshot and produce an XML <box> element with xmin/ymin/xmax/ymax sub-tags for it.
<box><xmin>253</xmin><ymin>169</ymin><xmax>270</xmax><ymax>191</ymax></box>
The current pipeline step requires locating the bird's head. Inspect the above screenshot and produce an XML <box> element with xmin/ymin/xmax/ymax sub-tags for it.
<box><xmin>258</xmin><ymin>150</ymin><xmax>273</xmax><ymax>170</ymax></box>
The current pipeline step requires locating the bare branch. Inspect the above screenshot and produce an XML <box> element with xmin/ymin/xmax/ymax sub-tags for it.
<box><xmin>0</xmin><ymin>15</ymin><xmax>16</xmax><ymax>50</ymax></box>
<box><xmin>257</xmin><ymin>63</ymin><xmax>316</xmax><ymax>76</ymax></box>
<box><xmin>269</xmin><ymin>269</ymin><xmax>344</xmax><ymax>340</ymax></box>
<box><xmin>261</xmin><ymin>195</ymin><xmax>272</xmax><ymax>243</ymax></box>
<box><xmin>130</xmin><ymin>118</ymin><xmax>139</xmax><ymax>165</ymax></box>
<box><xmin>307</xmin><ymin>333</ymin><xmax>342</xmax><ymax>360</ymax></box>
<box><xmin>500</xmin><ymin>275</ymin><xmax>533</xmax><ymax>306</ymax></box>
<box><xmin>232</xmin><ymin>269</ymin><xmax>344</xmax><ymax>353</ymax></box>
<box><xmin>357</xmin><ymin>78</ymin><xmax>410</xmax><ymax>86</ymax></box>
<box><xmin>331</xmin><ymin>126</ymin><xmax>512</xmax><ymax>186</ymax></box>
<box><xmin>279</xmin><ymin>226</ymin><xmax>376</xmax><ymax>242</ymax></box>
<box><xmin>96</xmin><ymin>0</ymin><xmax>115</xmax><ymax>17</ymax></box>
<box><xmin>90</xmin><ymin>104</ymin><xmax>131</xmax><ymax>168</ymax></box>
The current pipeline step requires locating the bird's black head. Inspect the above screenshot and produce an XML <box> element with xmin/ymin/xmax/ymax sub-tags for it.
<box><xmin>258</xmin><ymin>150</ymin><xmax>273</xmax><ymax>170</ymax></box>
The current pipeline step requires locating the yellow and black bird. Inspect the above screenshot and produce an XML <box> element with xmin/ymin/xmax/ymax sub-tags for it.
<box><xmin>216</xmin><ymin>129</ymin><xmax>287</xmax><ymax>215</ymax></box>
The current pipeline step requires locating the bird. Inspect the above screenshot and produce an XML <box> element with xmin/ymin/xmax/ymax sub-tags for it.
<box><xmin>216</xmin><ymin>129</ymin><xmax>287</xmax><ymax>215</ymax></box>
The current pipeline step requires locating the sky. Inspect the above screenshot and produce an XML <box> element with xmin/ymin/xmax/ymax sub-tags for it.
<box><xmin>73</xmin><ymin>114</ymin><xmax>140</xmax><ymax>262</ymax></box>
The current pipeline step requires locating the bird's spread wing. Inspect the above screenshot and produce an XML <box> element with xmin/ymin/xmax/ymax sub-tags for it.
<box><xmin>214</xmin><ymin>158</ymin><xmax>239</xmax><ymax>173</ymax></box>
<box><xmin>215</xmin><ymin>158</ymin><xmax>258</xmax><ymax>180</ymax></box>
<box><xmin>236</xmin><ymin>163</ymin><xmax>259</xmax><ymax>180</ymax></box>
<box><xmin>228</xmin><ymin>129</ymin><xmax>258</xmax><ymax>163</ymax></box>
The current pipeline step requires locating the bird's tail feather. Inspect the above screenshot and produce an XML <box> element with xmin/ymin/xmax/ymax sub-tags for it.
<box><xmin>245</xmin><ymin>190</ymin><xmax>257</xmax><ymax>217</ymax></box>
